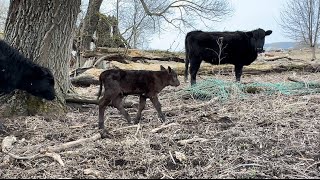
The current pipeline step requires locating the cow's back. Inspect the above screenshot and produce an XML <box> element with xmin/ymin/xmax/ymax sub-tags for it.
<box><xmin>185</xmin><ymin>30</ymin><xmax>257</xmax><ymax>65</ymax></box>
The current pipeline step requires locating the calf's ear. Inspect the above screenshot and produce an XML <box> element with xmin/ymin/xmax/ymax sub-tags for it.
<box><xmin>160</xmin><ymin>65</ymin><xmax>166</xmax><ymax>71</ymax></box>
<box><xmin>265</xmin><ymin>30</ymin><xmax>272</xmax><ymax>36</ymax></box>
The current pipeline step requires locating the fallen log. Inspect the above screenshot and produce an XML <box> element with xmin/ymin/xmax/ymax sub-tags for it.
<box><xmin>70</xmin><ymin>67</ymin><xmax>93</xmax><ymax>77</ymax></box>
<box><xmin>264</xmin><ymin>56</ymin><xmax>293</xmax><ymax>61</ymax></box>
<box><xmin>93</xmin><ymin>54</ymin><xmax>129</xmax><ymax>67</ymax></box>
<box><xmin>66</xmin><ymin>94</ymin><xmax>99</xmax><ymax>105</ymax></box>
<box><xmin>70</xmin><ymin>75</ymin><xmax>100</xmax><ymax>87</ymax></box>
<box><xmin>40</xmin><ymin>133</ymin><xmax>104</xmax><ymax>153</ymax></box>
<box><xmin>203</xmin><ymin>64</ymin><xmax>320</xmax><ymax>76</ymax></box>
<box><xmin>131</xmin><ymin>56</ymin><xmax>185</xmax><ymax>63</ymax></box>
<box><xmin>66</xmin><ymin>93</ymin><xmax>139</xmax><ymax>108</ymax></box>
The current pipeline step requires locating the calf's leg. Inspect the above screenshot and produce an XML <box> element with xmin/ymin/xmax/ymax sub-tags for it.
<box><xmin>149</xmin><ymin>95</ymin><xmax>166</xmax><ymax>123</ymax></box>
<box><xmin>134</xmin><ymin>95</ymin><xmax>147</xmax><ymax>124</ymax></box>
<box><xmin>98</xmin><ymin>97</ymin><xmax>113</xmax><ymax>139</ymax></box>
<box><xmin>98</xmin><ymin>98</ymin><xmax>111</xmax><ymax>129</ymax></box>
<box><xmin>112</xmin><ymin>96</ymin><xmax>132</xmax><ymax>123</ymax></box>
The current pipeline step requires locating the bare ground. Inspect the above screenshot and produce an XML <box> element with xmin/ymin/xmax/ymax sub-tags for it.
<box><xmin>1</xmin><ymin>51</ymin><xmax>320</xmax><ymax>179</ymax></box>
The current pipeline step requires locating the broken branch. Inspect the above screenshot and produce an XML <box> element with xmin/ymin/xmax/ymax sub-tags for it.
<box><xmin>41</xmin><ymin>133</ymin><xmax>104</xmax><ymax>153</ymax></box>
<box><xmin>177</xmin><ymin>136</ymin><xmax>209</xmax><ymax>146</ymax></box>
<box><xmin>150</xmin><ymin>122</ymin><xmax>179</xmax><ymax>133</ymax></box>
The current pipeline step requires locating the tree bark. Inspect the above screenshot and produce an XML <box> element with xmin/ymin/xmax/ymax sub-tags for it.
<box><xmin>1</xmin><ymin>0</ymin><xmax>81</xmax><ymax>117</ymax></box>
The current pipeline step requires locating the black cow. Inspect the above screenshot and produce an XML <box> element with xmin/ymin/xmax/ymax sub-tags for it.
<box><xmin>184</xmin><ymin>28</ymin><xmax>272</xmax><ymax>85</ymax></box>
<box><xmin>0</xmin><ymin>40</ymin><xmax>55</xmax><ymax>100</ymax></box>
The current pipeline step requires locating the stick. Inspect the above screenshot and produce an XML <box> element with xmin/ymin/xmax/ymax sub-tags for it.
<box><xmin>134</xmin><ymin>123</ymin><xmax>141</xmax><ymax>136</ymax></box>
<box><xmin>150</xmin><ymin>123</ymin><xmax>179</xmax><ymax>133</ymax></box>
<box><xmin>69</xmin><ymin>124</ymin><xmax>89</xmax><ymax>129</ymax></box>
<box><xmin>264</xmin><ymin>56</ymin><xmax>293</xmax><ymax>61</ymax></box>
<box><xmin>144</xmin><ymin>97</ymin><xmax>218</xmax><ymax>114</ymax></box>
<box><xmin>41</xmin><ymin>133</ymin><xmax>102</xmax><ymax>153</ymax></box>
<box><xmin>1</xmin><ymin>136</ymin><xmax>64</xmax><ymax>166</ymax></box>
<box><xmin>288</xmin><ymin>77</ymin><xmax>304</xmax><ymax>83</ymax></box>
<box><xmin>177</xmin><ymin>136</ymin><xmax>209</xmax><ymax>146</ymax></box>
<box><xmin>169</xmin><ymin>151</ymin><xmax>176</xmax><ymax>164</ymax></box>
<box><xmin>111</xmin><ymin>124</ymin><xmax>140</xmax><ymax>132</ymax></box>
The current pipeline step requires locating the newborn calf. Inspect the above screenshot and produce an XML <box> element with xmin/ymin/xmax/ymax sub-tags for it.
<box><xmin>97</xmin><ymin>65</ymin><xmax>180</xmax><ymax>133</ymax></box>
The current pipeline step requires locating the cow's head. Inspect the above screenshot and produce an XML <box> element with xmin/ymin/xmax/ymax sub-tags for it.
<box><xmin>246</xmin><ymin>28</ymin><xmax>272</xmax><ymax>53</ymax></box>
<box><xmin>20</xmin><ymin>65</ymin><xmax>56</xmax><ymax>100</ymax></box>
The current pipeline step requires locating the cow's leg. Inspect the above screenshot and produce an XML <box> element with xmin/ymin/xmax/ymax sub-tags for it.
<box><xmin>184</xmin><ymin>57</ymin><xmax>189</xmax><ymax>83</ymax></box>
<box><xmin>112</xmin><ymin>96</ymin><xmax>132</xmax><ymax>124</ymax></box>
<box><xmin>234</xmin><ymin>64</ymin><xmax>243</xmax><ymax>82</ymax></box>
<box><xmin>134</xmin><ymin>95</ymin><xmax>147</xmax><ymax>124</ymax></box>
<box><xmin>149</xmin><ymin>95</ymin><xmax>166</xmax><ymax>123</ymax></box>
<box><xmin>190</xmin><ymin>58</ymin><xmax>201</xmax><ymax>85</ymax></box>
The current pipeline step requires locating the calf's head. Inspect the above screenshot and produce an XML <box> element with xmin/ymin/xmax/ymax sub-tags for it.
<box><xmin>21</xmin><ymin>65</ymin><xmax>56</xmax><ymax>100</ymax></box>
<box><xmin>160</xmin><ymin>65</ymin><xmax>180</xmax><ymax>87</ymax></box>
<box><xmin>247</xmin><ymin>28</ymin><xmax>272</xmax><ymax>53</ymax></box>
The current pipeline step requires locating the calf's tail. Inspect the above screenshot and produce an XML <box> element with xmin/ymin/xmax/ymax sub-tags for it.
<box><xmin>97</xmin><ymin>76</ymin><xmax>103</xmax><ymax>100</ymax></box>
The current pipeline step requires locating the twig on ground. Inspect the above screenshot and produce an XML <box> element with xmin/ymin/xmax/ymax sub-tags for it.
<box><xmin>177</xmin><ymin>136</ymin><xmax>209</xmax><ymax>146</ymax></box>
<box><xmin>150</xmin><ymin>123</ymin><xmax>179</xmax><ymax>133</ymax></box>
<box><xmin>41</xmin><ymin>133</ymin><xmax>103</xmax><ymax>153</ymax></box>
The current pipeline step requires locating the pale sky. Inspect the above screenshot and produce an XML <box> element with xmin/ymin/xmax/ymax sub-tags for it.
<box><xmin>1</xmin><ymin>0</ymin><xmax>293</xmax><ymax>51</ymax></box>
<box><xmin>149</xmin><ymin>0</ymin><xmax>293</xmax><ymax>51</ymax></box>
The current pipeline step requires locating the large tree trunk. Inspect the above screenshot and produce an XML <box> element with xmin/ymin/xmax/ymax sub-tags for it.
<box><xmin>1</xmin><ymin>0</ymin><xmax>81</xmax><ymax>117</ymax></box>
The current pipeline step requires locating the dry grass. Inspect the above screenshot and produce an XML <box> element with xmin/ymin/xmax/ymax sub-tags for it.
<box><xmin>1</xmin><ymin>49</ymin><xmax>320</xmax><ymax>178</ymax></box>
<box><xmin>1</xmin><ymin>69</ymin><xmax>320</xmax><ymax>178</ymax></box>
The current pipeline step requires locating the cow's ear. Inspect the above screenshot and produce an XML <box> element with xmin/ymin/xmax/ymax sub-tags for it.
<box><xmin>246</xmin><ymin>32</ymin><xmax>253</xmax><ymax>38</ymax></box>
<box><xmin>168</xmin><ymin>66</ymin><xmax>172</xmax><ymax>73</ymax></box>
<box><xmin>160</xmin><ymin>65</ymin><xmax>166</xmax><ymax>71</ymax></box>
<box><xmin>31</xmin><ymin>65</ymin><xmax>44</xmax><ymax>78</ymax></box>
<box><xmin>265</xmin><ymin>30</ymin><xmax>272</xmax><ymax>36</ymax></box>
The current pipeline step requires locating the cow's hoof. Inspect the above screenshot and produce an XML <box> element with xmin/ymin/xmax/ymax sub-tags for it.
<box><xmin>99</xmin><ymin>129</ymin><xmax>113</xmax><ymax>139</ymax></box>
<box><xmin>162</xmin><ymin>119</ymin><xmax>174</xmax><ymax>125</ymax></box>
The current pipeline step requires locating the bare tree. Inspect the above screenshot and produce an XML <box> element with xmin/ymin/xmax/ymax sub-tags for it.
<box><xmin>0</xmin><ymin>0</ymin><xmax>9</xmax><ymax>35</ymax></box>
<box><xmin>206</xmin><ymin>37</ymin><xmax>227</xmax><ymax>75</ymax></box>
<box><xmin>279</xmin><ymin>0</ymin><xmax>320</xmax><ymax>60</ymax></box>
<box><xmin>81</xmin><ymin>0</ymin><xmax>103</xmax><ymax>51</ymax></box>
<box><xmin>1</xmin><ymin>0</ymin><xmax>80</xmax><ymax>116</ymax></box>
<box><xmin>138</xmin><ymin>0</ymin><xmax>232</xmax><ymax>29</ymax></box>
<box><xmin>102</xmin><ymin>0</ymin><xmax>232</xmax><ymax>50</ymax></box>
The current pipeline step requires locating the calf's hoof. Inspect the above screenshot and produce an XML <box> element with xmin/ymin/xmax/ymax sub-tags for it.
<box><xmin>99</xmin><ymin>129</ymin><xmax>113</xmax><ymax>139</ymax></box>
<box><xmin>133</xmin><ymin>119</ymin><xmax>140</xmax><ymax>124</ymax></box>
<box><xmin>0</xmin><ymin>122</ymin><xmax>8</xmax><ymax>135</ymax></box>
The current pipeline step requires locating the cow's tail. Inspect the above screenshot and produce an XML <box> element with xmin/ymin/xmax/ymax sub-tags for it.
<box><xmin>184</xmin><ymin>32</ymin><xmax>191</xmax><ymax>83</ymax></box>
<box><xmin>97</xmin><ymin>75</ymin><xmax>103</xmax><ymax>100</ymax></box>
